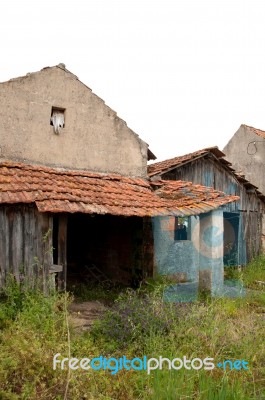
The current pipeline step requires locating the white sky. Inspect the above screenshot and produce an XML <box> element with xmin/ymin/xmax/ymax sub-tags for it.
<box><xmin>1</xmin><ymin>0</ymin><xmax>265</xmax><ymax>161</ymax></box>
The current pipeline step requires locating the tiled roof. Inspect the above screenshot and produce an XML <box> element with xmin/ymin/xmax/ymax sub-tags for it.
<box><xmin>0</xmin><ymin>162</ymin><xmax>239</xmax><ymax>217</ymax></box>
<box><xmin>150</xmin><ymin>181</ymin><xmax>239</xmax><ymax>215</ymax></box>
<box><xmin>242</xmin><ymin>124</ymin><xmax>265</xmax><ymax>139</ymax></box>
<box><xmin>148</xmin><ymin>146</ymin><xmax>265</xmax><ymax>202</ymax></box>
<box><xmin>148</xmin><ymin>147</ymin><xmax>225</xmax><ymax>177</ymax></box>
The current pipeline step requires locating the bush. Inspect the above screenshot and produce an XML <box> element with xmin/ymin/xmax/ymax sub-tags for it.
<box><xmin>92</xmin><ymin>288</ymin><xmax>179</xmax><ymax>345</ymax></box>
<box><xmin>0</xmin><ymin>286</ymin><xmax>70</xmax><ymax>399</ymax></box>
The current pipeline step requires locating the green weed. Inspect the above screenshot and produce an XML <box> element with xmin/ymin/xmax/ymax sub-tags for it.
<box><xmin>0</xmin><ymin>257</ymin><xmax>264</xmax><ymax>399</ymax></box>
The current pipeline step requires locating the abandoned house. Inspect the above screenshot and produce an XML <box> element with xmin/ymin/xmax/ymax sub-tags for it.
<box><xmin>0</xmin><ymin>64</ymin><xmax>239</xmax><ymax>295</ymax></box>
<box><xmin>148</xmin><ymin>147</ymin><xmax>265</xmax><ymax>293</ymax></box>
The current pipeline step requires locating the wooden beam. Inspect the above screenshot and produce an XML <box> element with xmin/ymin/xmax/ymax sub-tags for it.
<box><xmin>49</xmin><ymin>264</ymin><xmax>63</xmax><ymax>274</ymax></box>
<box><xmin>57</xmin><ymin>215</ymin><xmax>67</xmax><ymax>291</ymax></box>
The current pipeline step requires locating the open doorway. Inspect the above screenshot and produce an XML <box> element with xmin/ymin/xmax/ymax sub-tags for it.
<box><xmin>223</xmin><ymin>212</ymin><xmax>239</xmax><ymax>266</ymax></box>
<box><xmin>65</xmin><ymin>213</ymin><xmax>144</xmax><ymax>287</ymax></box>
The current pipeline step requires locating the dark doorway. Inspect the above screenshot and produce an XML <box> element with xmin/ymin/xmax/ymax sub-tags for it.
<box><xmin>52</xmin><ymin>214</ymin><xmax>59</xmax><ymax>265</ymax></box>
<box><xmin>66</xmin><ymin>213</ymin><xmax>144</xmax><ymax>286</ymax></box>
<box><xmin>223</xmin><ymin>212</ymin><xmax>239</xmax><ymax>266</ymax></box>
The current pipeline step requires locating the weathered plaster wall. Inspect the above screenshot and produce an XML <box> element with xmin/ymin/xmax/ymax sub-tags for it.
<box><xmin>223</xmin><ymin>125</ymin><xmax>265</xmax><ymax>245</ymax></box>
<box><xmin>223</xmin><ymin>125</ymin><xmax>265</xmax><ymax>195</ymax></box>
<box><xmin>0</xmin><ymin>66</ymin><xmax>148</xmax><ymax>177</ymax></box>
<box><xmin>152</xmin><ymin>210</ymin><xmax>225</xmax><ymax>296</ymax></box>
<box><xmin>152</xmin><ymin>215</ymin><xmax>199</xmax><ymax>283</ymax></box>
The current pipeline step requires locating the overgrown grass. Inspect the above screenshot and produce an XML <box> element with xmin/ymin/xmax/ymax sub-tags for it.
<box><xmin>68</xmin><ymin>281</ymin><xmax>124</xmax><ymax>304</ymax></box>
<box><xmin>0</xmin><ymin>258</ymin><xmax>264</xmax><ymax>399</ymax></box>
<box><xmin>244</xmin><ymin>254</ymin><xmax>265</xmax><ymax>285</ymax></box>
<box><xmin>225</xmin><ymin>253</ymin><xmax>265</xmax><ymax>289</ymax></box>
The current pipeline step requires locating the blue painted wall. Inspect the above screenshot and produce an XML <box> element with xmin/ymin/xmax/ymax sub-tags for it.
<box><xmin>152</xmin><ymin>215</ymin><xmax>199</xmax><ymax>282</ymax></box>
<box><xmin>152</xmin><ymin>209</ymin><xmax>227</xmax><ymax>296</ymax></box>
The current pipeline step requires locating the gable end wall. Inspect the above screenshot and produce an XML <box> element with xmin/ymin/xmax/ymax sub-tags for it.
<box><xmin>0</xmin><ymin>67</ymin><xmax>148</xmax><ymax>177</ymax></box>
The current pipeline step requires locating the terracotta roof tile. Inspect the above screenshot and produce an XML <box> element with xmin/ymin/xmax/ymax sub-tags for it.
<box><xmin>148</xmin><ymin>146</ymin><xmax>265</xmax><ymax>202</ymax></box>
<box><xmin>148</xmin><ymin>147</ymin><xmax>225</xmax><ymax>177</ymax></box>
<box><xmin>150</xmin><ymin>180</ymin><xmax>239</xmax><ymax>214</ymax></box>
<box><xmin>243</xmin><ymin>124</ymin><xmax>265</xmax><ymax>139</ymax></box>
<box><xmin>0</xmin><ymin>161</ymin><xmax>239</xmax><ymax>217</ymax></box>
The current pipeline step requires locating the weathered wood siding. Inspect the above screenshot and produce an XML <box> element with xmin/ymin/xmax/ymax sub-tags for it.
<box><xmin>0</xmin><ymin>204</ymin><xmax>53</xmax><ymax>291</ymax></box>
<box><xmin>162</xmin><ymin>156</ymin><xmax>264</xmax><ymax>261</ymax></box>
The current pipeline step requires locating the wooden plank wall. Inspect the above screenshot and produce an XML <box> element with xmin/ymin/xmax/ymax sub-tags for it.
<box><xmin>0</xmin><ymin>204</ymin><xmax>53</xmax><ymax>292</ymax></box>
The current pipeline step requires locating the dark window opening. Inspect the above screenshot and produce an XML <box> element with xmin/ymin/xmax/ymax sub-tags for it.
<box><xmin>174</xmin><ymin>217</ymin><xmax>190</xmax><ymax>240</ymax></box>
<box><xmin>223</xmin><ymin>212</ymin><xmax>239</xmax><ymax>266</ymax></box>
<box><xmin>50</xmin><ymin>107</ymin><xmax>65</xmax><ymax>133</ymax></box>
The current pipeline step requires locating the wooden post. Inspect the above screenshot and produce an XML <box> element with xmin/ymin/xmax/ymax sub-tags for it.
<box><xmin>57</xmin><ymin>215</ymin><xmax>67</xmax><ymax>291</ymax></box>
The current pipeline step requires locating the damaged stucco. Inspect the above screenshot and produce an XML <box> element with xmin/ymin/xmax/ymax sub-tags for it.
<box><xmin>0</xmin><ymin>65</ymin><xmax>149</xmax><ymax>177</ymax></box>
<box><xmin>223</xmin><ymin>125</ymin><xmax>265</xmax><ymax>195</ymax></box>
<box><xmin>152</xmin><ymin>210</ymin><xmax>225</xmax><ymax>296</ymax></box>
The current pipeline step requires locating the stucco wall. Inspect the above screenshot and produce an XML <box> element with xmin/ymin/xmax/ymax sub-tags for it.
<box><xmin>223</xmin><ymin>125</ymin><xmax>265</xmax><ymax>195</ymax></box>
<box><xmin>152</xmin><ymin>215</ymin><xmax>199</xmax><ymax>283</ymax></box>
<box><xmin>152</xmin><ymin>210</ymin><xmax>225</xmax><ymax>296</ymax></box>
<box><xmin>0</xmin><ymin>65</ymin><xmax>148</xmax><ymax>177</ymax></box>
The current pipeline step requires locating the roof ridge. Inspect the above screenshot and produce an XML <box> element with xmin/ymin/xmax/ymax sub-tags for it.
<box><xmin>242</xmin><ymin>124</ymin><xmax>265</xmax><ymax>132</ymax></box>
<box><xmin>242</xmin><ymin>124</ymin><xmax>265</xmax><ymax>140</ymax></box>
<box><xmin>148</xmin><ymin>146</ymin><xmax>224</xmax><ymax>177</ymax></box>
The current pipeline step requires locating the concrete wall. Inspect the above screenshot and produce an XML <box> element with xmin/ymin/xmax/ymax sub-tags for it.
<box><xmin>0</xmin><ymin>65</ymin><xmax>149</xmax><ymax>177</ymax></box>
<box><xmin>152</xmin><ymin>215</ymin><xmax>199</xmax><ymax>283</ymax></box>
<box><xmin>152</xmin><ymin>210</ymin><xmax>225</xmax><ymax>296</ymax></box>
<box><xmin>223</xmin><ymin>125</ymin><xmax>265</xmax><ymax>246</ymax></box>
<box><xmin>223</xmin><ymin>125</ymin><xmax>265</xmax><ymax>195</ymax></box>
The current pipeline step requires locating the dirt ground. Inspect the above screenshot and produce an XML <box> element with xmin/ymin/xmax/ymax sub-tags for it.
<box><xmin>68</xmin><ymin>301</ymin><xmax>107</xmax><ymax>332</ymax></box>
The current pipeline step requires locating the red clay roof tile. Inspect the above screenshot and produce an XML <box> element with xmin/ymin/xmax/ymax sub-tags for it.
<box><xmin>243</xmin><ymin>124</ymin><xmax>265</xmax><ymax>139</ymax></box>
<box><xmin>148</xmin><ymin>146</ymin><xmax>265</xmax><ymax>202</ymax></box>
<box><xmin>0</xmin><ymin>161</ymin><xmax>239</xmax><ymax>217</ymax></box>
<box><xmin>148</xmin><ymin>147</ymin><xmax>225</xmax><ymax>177</ymax></box>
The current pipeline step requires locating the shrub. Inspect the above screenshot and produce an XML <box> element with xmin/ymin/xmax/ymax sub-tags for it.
<box><xmin>0</xmin><ymin>287</ymin><xmax>70</xmax><ymax>399</ymax></box>
<box><xmin>92</xmin><ymin>288</ymin><xmax>179</xmax><ymax>345</ymax></box>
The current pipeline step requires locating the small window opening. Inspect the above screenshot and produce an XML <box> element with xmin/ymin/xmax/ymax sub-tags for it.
<box><xmin>174</xmin><ymin>217</ymin><xmax>190</xmax><ymax>240</ymax></box>
<box><xmin>50</xmin><ymin>107</ymin><xmax>65</xmax><ymax>134</ymax></box>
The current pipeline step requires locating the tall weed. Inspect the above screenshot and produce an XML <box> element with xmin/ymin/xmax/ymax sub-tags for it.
<box><xmin>91</xmin><ymin>288</ymin><xmax>179</xmax><ymax>346</ymax></box>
